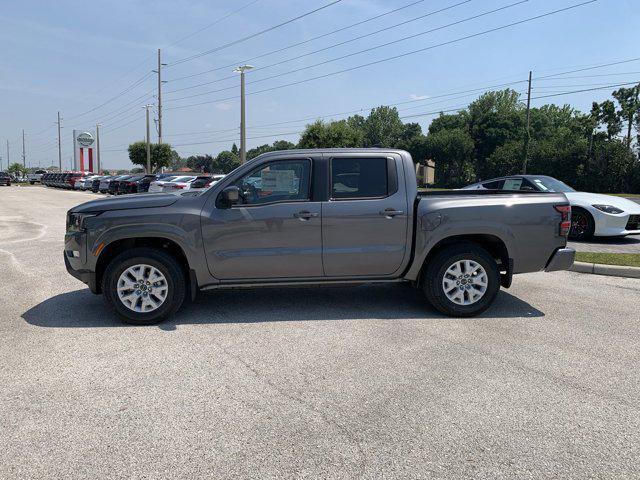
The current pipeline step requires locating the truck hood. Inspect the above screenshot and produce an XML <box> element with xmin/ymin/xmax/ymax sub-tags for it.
<box><xmin>564</xmin><ymin>192</ymin><xmax>640</xmax><ymax>213</ymax></box>
<box><xmin>71</xmin><ymin>193</ymin><xmax>180</xmax><ymax>213</ymax></box>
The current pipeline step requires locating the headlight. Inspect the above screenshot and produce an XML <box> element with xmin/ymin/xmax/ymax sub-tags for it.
<box><xmin>592</xmin><ymin>204</ymin><xmax>624</xmax><ymax>214</ymax></box>
<box><xmin>66</xmin><ymin>212</ymin><xmax>98</xmax><ymax>232</ymax></box>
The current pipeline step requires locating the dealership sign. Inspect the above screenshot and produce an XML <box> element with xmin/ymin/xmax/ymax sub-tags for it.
<box><xmin>76</xmin><ymin>132</ymin><xmax>95</xmax><ymax>147</ymax></box>
<box><xmin>73</xmin><ymin>130</ymin><xmax>96</xmax><ymax>172</ymax></box>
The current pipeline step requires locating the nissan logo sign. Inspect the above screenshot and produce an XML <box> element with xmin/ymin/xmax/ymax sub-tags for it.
<box><xmin>76</xmin><ymin>132</ymin><xmax>95</xmax><ymax>147</ymax></box>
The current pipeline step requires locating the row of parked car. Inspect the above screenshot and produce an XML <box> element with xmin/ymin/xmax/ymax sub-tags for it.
<box><xmin>42</xmin><ymin>172</ymin><xmax>225</xmax><ymax>195</ymax></box>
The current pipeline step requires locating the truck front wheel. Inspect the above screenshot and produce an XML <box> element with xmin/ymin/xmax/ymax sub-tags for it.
<box><xmin>102</xmin><ymin>247</ymin><xmax>186</xmax><ymax>325</ymax></box>
<box><xmin>422</xmin><ymin>243</ymin><xmax>500</xmax><ymax>317</ymax></box>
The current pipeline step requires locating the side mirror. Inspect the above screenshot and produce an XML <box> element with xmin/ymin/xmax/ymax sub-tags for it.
<box><xmin>219</xmin><ymin>185</ymin><xmax>240</xmax><ymax>207</ymax></box>
<box><xmin>521</xmin><ymin>186</ymin><xmax>535</xmax><ymax>191</ymax></box>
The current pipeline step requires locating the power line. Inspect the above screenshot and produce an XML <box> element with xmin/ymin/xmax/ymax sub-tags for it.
<box><xmin>535</xmin><ymin>57</ymin><xmax>640</xmax><ymax>80</ymax></box>
<box><xmin>530</xmin><ymin>80</ymin><xmax>640</xmax><ymax>100</ymax></box>
<box><xmin>164</xmin><ymin>0</ymin><xmax>522</xmax><ymax>100</ymax></box>
<box><xmin>166</xmin><ymin>0</ymin><xmax>428</xmax><ymax>83</ymax></box>
<box><xmin>64</xmin><ymin>72</ymin><xmax>154</xmax><ymax>121</ymax></box>
<box><xmin>165</xmin><ymin>0</ymin><xmax>598</xmax><ymax>111</ymax></box>
<box><xmin>167</xmin><ymin>0</ymin><xmax>344</xmax><ymax>66</ymax></box>
<box><xmin>164</xmin><ymin>0</ymin><xmax>262</xmax><ymax>48</ymax></box>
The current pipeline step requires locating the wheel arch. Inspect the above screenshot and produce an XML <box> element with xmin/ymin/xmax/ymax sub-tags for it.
<box><xmin>95</xmin><ymin>237</ymin><xmax>194</xmax><ymax>297</ymax></box>
<box><xmin>416</xmin><ymin>234</ymin><xmax>511</xmax><ymax>288</ymax></box>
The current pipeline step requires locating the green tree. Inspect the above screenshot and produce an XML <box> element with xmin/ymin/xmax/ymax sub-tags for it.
<box><xmin>213</xmin><ymin>150</ymin><xmax>240</xmax><ymax>173</ymax></box>
<box><xmin>186</xmin><ymin>155</ymin><xmax>213</xmax><ymax>172</ymax></box>
<box><xmin>362</xmin><ymin>106</ymin><xmax>405</xmax><ymax>147</ymax></box>
<box><xmin>297</xmin><ymin>120</ymin><xmax>361</xmax><ymax>148</ymax></box>
<box><xmin>612</xmin><ymin>84</ymin><xmax>640</xmax><ymax>148</ymax></box>
<box><xmin>423</xmin><ymin>128</ymin><xmax>475</xmax><ymax>187</ymax></box>
<box><xmin>7</xmin><ymin>163</ymin><xmax>27</xmax><ymax>177</ymax></box>
<box><xmin>128</xmin><ymin>141</ymin><xmax>176</xmax><ymax>172</ymax></box>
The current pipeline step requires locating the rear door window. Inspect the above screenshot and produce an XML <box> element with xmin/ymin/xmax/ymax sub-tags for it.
<box><xmin>331</xmin><ymin>158</ymin><xmax>388</xmax><ymax>199</ymax></box>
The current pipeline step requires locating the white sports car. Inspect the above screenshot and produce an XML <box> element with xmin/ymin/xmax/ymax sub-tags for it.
<box><xmin>461</xmin><ymin>175</ymin><xmax>640</xmax><ymax>240</ymax></box>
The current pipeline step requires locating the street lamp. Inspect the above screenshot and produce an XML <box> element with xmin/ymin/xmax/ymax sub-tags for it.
<box><xmin>96</xmin><ymin>123</ymin><xmax>102</xmax><ymax>173</ymax></box>
<box><xmin>233</xmin><ymin>65</ymin><xmax>254</xmax><ymax>164</ymax></box>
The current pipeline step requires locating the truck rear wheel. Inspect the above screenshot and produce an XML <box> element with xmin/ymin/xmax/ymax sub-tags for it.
<box><xmin>422</xmin><ymin>243</ymin><xmax>500</xmax><ymax>317</ymax></box>
<box><xmin>102</xmin><ymin>247</ymin><xmax>186</xmax><ymax>325</ymax></box>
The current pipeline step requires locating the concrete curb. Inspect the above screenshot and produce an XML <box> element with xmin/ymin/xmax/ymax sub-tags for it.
<box><xmin>570</xmin><ymin>261</ymin><xmax>640</xmax><ymax>279</ymax></box>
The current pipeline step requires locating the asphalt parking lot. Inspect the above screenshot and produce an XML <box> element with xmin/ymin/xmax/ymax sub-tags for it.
<box><xmin>1</xmin><ymin>186</ymin><xmax>640</xmax><ymax>479</ymax></box>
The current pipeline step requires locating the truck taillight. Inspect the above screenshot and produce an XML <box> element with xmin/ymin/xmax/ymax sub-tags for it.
<box><xmin>554</xmin><ymin>205</ymin><xmax>571</xmax><ymax>237</ymax></box>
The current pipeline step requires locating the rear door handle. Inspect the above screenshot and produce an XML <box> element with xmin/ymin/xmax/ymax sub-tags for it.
<box><xmin>294</xmin><ymin>211</ymin><xmax>319</xmax><ymax>220</ymax></box>
<box><xmin>379</xmin><ymin>208</ymin><xmax>403</xmax><ymax>218</ymax></box>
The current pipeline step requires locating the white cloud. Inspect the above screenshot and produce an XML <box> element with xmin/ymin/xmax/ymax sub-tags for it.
<box><xmin>410</xmin><ymin>94</ymin><xmax>429</xmax><ymax>101</ymax></box>
<box><xmin>215</xmin><ymin>102</ymin><xmax>233</xmax><ymax>111</ymax></box>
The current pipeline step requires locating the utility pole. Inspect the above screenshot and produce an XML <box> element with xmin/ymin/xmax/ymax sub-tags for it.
<box><xmin>6</xmin><ymin>140</ymin><xmax>9</xmax><ymax>167</ymax></box>
<box><xmin>22</xmin><ymin>129</ymin><xmax>26</xmax><ymax>167</ymax></box>
<box><xmin>523</xmin><ymin>70</ymin><xmax>532</xmax><ymax>174</ymax></box>
<box><xmin>145</xmin><ymin>104</ymin><xmax>152</xmax><ymax>173</ymax></box>
<box><xmin>233</xmin><ymin>65</ymin><xmax>254</xmax><ymax>164</ymax></box>
<box><xmin>96</xmin><ymin>123</ymin><xmax>102</xmax><ymax>173</ymax></box>
<box><xmin>156</xmin><ymin>49</ymin><xmax>163</xmax><ymax>144</ymax></box>
<box><xmin>56</xmin><ymin>111</ymin><xmax>63</xmax><ymax>172</ymax></box>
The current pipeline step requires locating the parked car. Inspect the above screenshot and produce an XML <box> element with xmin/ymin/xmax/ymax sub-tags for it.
<box><xmin>98</xmin><ymin>176</ymin><xmax>117</xmax><ymax>193</ymax></box>
<box><xmin>83</xmin><ymin>175</ymin><xmax>101</xmax><ymax>190</ymax></box>
<box><xmin>0</xmin><ymin>171</ymin><xmax>11</xmax><ymax>186</ymax></box>
<box><xmin>91</xmin><ymin>176</ymin><xmax>107</xmax><ymax>193</ymax></box>
<box><xmin>160</xmin><ymin>175</ymin><xmax>198</xmax><ymax>193</ymax></box>
<box><xmin>108</xmin><ymin>175</ymin><xmax>133</xmax><ymax>195</ymax></box>
<box><xmin>461</xmin><ymin>175</ymin><xmax>640</xmax><ymax>240</ymax></box>
<box><xmin>63</xmin><ymin>172</ymin><xmax>84</xmax><ymax>189</ymax></box>
<box><xmin>27</xmin><ymin>169</ymin><xmax>48</xmax><ymax>185</ymax></box>
<box><xmin>148</xmin><ymin>176</ymin><xmax>179</xmax><ymax>193</ymax></box>
<box><xmin>64</xmin><ymin>148</ymin><xmax>575</xmax><ymax>325</ymax></box>
<box><xmin>117</xmin><ymin>174</ymin><xmax>156</xmax><ymax>195</ymax></box>
<box><xmin>189</xmin><ymin>174</ymin><xmax>225</xmax><ymax>190</ymax></box>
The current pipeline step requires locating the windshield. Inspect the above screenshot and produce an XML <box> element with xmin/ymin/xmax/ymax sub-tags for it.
<box><xmin>529</xmin><ymin>177</ymin><xmax>575</xmax><ymax>193</ymax></box>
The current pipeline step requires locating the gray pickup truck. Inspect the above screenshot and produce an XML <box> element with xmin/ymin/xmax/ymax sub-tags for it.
<box><xmin>65</xmin><ymin>149</ymin><xmax>575</xmax><ymax>324</ymax></box>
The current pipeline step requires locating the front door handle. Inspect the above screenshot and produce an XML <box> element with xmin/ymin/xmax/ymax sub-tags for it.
<box><xmin>294</xmin><ymin>211</ymin><xmax>319</xmax><ymax>220</ymax></box>
<box><xmin>379</xmin><ymin>208</ymin><xmax>403</xmax><ymax>218</ymax></box>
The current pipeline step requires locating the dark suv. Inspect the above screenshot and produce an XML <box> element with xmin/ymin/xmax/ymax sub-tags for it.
<box><xmin>0</xmin><ymin>172</ymin><xmax>11</xmax><ymax>186</ymax></box>
<box><xmin>118</xmin><ymin>174</ymin><xmax>156</xmax><ymax>194</ymax></box>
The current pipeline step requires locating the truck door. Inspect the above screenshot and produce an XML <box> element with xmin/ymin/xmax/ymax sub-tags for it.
<box><xmin>202</xmin><ymin>156</ymin><xmax>324</xmax><ymax>280</ymax></box>
<box><xmin>321</xmin><ymin>154</ymin><xmax>409</xmax><ymax>277</ymax></box>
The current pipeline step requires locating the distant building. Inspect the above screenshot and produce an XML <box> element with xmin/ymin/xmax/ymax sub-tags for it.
<box><xmin>415</xmin><ymin>160</ymin><xmax>436</xmax><ymax>186</ymax></box>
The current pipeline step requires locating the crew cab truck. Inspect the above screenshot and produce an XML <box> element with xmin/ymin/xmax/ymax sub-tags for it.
<box><xmin>27</xmin><ymin>169</ymin><xmax>47</xmax><ymax>185</ymax></box>
<box><xmin>65</xmin><ymin>149</ymin><xmax>575</xmax><ymax>325</ymax></box>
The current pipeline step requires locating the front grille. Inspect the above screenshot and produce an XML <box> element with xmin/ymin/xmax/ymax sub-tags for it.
<box><xmin>627</xmin><ymin>215</ymin><xmax>640</xmax><ymax>231</ymax></box>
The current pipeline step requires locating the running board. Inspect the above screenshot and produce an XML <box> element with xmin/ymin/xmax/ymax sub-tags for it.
<box><xmin>200</xmin><ymin>278</ymin><xmax>406</xmax><ymax>291</ymax></box>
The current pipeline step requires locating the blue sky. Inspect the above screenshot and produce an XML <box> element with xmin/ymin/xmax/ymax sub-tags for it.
<box><xmin>1</xmin><ymin>0</ymin><xmax>638</xmax><ymax>170</ymax></box>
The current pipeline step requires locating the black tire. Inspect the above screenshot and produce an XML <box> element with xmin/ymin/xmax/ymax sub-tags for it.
<box><xmin>422</xmin><ymin>243</ymin><xmax>501</xmax><ymax>317</ymax></box>
<box><xmin>29</xmin><ymin>181</ymin><xmax>35</xmax><ymax>185</ymax></box>
<box><xmin>569</xmin><ymin>207</ymin><xmax>595</xmax><ymax>241</ymax></box>
<box><xmin>102</xmin><ymin>247</ymin><xmax>186</xmax><ymax>325</ymax></box>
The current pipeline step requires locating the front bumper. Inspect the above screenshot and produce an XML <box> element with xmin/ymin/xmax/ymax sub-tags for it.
<box><xmin>64</xmin><ymin>252</ymin><xmax>98</xmax><ymax>292</ymax></box>
<box><xmin>593</xmin><ymin>210</ymin><xmax>640</xmax><ymax>236</ymax></box>
<box><xmin>545</xmin><ymin>247</ymin><xmax>576</xmax><ymax>272</ymax></box>
<box><xmin>64</xmin><ymin>231</ymin><xmax>99</xmax><ymax>293</ymax></box>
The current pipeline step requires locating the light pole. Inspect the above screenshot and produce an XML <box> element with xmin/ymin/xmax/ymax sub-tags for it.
<box><xmin>96</xmin><ymin>123</ymin><xmax>102</xmax><ymax>173</ymax></box>
<box><xmin>233</xmin><ymin>65</ymin><xmax>254</xmax><ymax>164</ymax></box>
<box><xmin>56</xmin><ymin>112</ymin><xmax>63</xmax><ymax>172</ymax></box>
<box><xmin>144</xmin><ymin>105</ymin><xmax>153</xmax><ymax>173</ymax></box>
